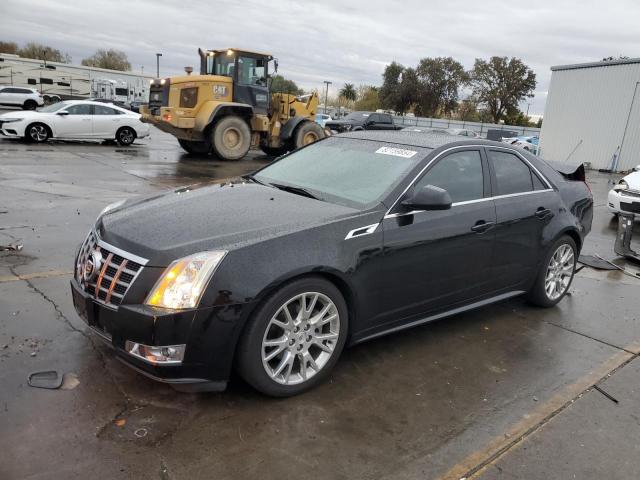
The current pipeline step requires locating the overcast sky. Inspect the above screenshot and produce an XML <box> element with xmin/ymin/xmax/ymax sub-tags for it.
<box><xmin>2</xmin><ymin>0</ymin><xmax>639</xmax><ymax>115</ymax></box>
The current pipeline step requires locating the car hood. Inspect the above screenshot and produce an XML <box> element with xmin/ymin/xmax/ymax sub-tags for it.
<box><xmin>0</xmin><ymin>110</ymin><xmax>46</xmax><ymax>120</ymax></box>
<box><xmin>325</xmin><ymin>119</ymin><xmax>363</xmax><ymax>126</ymax></box>
<box><xmin>97</xmin><ymin>181</ymin><xmax>364</xmax><ymax>266</ymax></box>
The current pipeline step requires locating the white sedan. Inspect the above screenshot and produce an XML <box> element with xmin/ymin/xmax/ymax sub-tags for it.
<box><xmin>608</xmin><ymin>167</ymin><xmax>640</xmax><ymax>216</ymax></box>
<box><xmin>0</xmin><ymin>100</ymin><xmax>149</xmax><ymax>146</ymax></box>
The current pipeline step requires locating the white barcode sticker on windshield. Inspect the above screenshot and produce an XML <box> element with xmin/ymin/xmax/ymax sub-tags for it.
<box><xmin>375</xmin><ymin>146</ymin><xmax>417</xmax><ymax>158</ymax></box>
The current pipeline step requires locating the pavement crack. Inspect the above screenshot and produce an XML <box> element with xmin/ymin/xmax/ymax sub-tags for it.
<box><xmin>541</xmin><ymin>318</ymin><xmax>636</xmax><ymax>354</ymax></box>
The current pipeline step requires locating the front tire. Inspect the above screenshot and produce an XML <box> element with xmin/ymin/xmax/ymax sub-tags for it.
<box><xmin>237</xmin><ymin>276</ymin><xmax>348</xmax><ymax>397</ymax></box>
<box><xmin>293</xmin><ymin>121</ymin><xmax>325</xmax><ymax>149</ymax></box>
<box><xmin>178</xmin><ymin>139</ymin><xmax>211</xmax><ymax>155</ymax></box>
<box><xmin>211</xmin><ymin>116</ymin><xmax>251</xmax><ymax>161</ymax></box>
<box><xmin>26</xmin><ymin>123</ymin><xmax>50</xmax><ymax>143</ymax></box>
<box><xmin>526</xmin><ymin>235</ymin><xmax>577</xmax><ymax>307</ymax></box>
<box><xmin>116</xmin><ymin>127</ymin><xmax>136</xmax><ymax>146</ymax></box>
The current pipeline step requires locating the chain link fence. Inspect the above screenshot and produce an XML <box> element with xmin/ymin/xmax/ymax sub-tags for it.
<box><xmin>392</xmin><ymin>115</ymin><xmax>541</xmax><ymax>138</ymax></box>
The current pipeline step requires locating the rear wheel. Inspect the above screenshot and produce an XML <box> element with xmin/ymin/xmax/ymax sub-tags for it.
<box><xmin>293</xmin><ymin>121</ymin><xmax>325</xmax><ymax>149</ymax></box>
<box><xmin>116</xmin><ymin>127</ymin><xmax>136</xmax><ymax>146</ymax></box>
<box><xmin>178</xmin><ymin>139</ymin><xmax>211</xmax><ymax>155</ymax></box>
<box><xmin>26</xmin><ymin>123</ymin><xmax>50</xmax><ymax>143</ymax></box>
<box><xmin>23</xmin><ymin>99</ymin><xmax>37</xmax><ymax>110</ymax></box>
<box><xmin>237</xmin><ymin>276</ymin><xmax>348</xmax><ymax>397</ymax></box>
<box><xmin>211</xmin><ymin>116</ymin><xmax>251</xmax><ymax>161</ymax></box>
<box><xmin>526</xmin><ymin>235</ymin><xmax>577</xmax><ymax>307</ymax></box>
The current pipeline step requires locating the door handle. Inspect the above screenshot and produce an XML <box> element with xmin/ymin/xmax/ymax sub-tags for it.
<box><xmin>471</xmin><ymin>220</ymin><xmax>495</xmax><ymax>233</ymax></box>
<box><xmin>535</xmin><ymin>207</ymin><xmax>551</xmax><ymax>219</ymax></box>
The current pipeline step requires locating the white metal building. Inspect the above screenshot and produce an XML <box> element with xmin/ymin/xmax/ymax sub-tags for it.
<box><xmin>540</xmin><ymin>58</ymin><xmax>640</xmax><ymax>171</ymax></box>
<box><xmin>0</xmin><ymin>54</ymin><xmax>152</xmax><ymax>103</ymax></box>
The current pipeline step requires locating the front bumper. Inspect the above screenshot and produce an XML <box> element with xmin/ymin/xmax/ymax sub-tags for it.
<box><xmin>608</xmin><ymin>188</ymin><xmax>640</xmax><ymax>215</ymax></box>
<box><xmin>70</xmin><ymin>277</ymin><xmax>247</xmax><ymax>391</ymax></box>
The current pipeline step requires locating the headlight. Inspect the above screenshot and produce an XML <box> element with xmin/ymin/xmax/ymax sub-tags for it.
<box><xmin>614</xmin><ymin>180</ymin><xmax>629</xmax><ymax>192</ymax></box>
<box><xmin>1</xmin><ymin>118</ymin><xmax>23</xmax><ymax>123</ymax></box>
<box><xmin>145</xmin><ymin>251</ymin><xmax>227</xmax><ymax>309</ymax></box>
<box><xmin>99</xmin><ymin>199</ymin><xmax>126</xmax><ymax>217</ymax></box>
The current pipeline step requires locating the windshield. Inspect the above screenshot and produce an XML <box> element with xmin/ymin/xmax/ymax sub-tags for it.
<box><xmin>38</xmin><ymin>102</ymin><xmax>70</xmax><ymax>113</ymax></box>
<box><xmin>344</xmin><ymin>112</ymin><xmax>370</xmax><ymax>121</ymax></box>
<box><xmin>253</xmin><ymin>137</ymin><xmax>429</xmax><ymax>209</ymax></box>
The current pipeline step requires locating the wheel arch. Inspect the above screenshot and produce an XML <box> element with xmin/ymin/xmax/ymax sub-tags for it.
<box><xmin>280</xmin><ymin>116</ymin><xmax>310</xmax><ymax>140</ymax></box>
<box><xmin>558</xmin><ymin>227</ymin><xmax>582</xmax><ymax>253</ymax></box>
<box><xmin>203</xmin><ymin>102</ymin><xmax>253</xmax><ymax>133</ymax></box>
<box><xmin>26</xmin><ymin>121</ymin><xmax>53</xmax><ymax>138</ymax></box>
<box><xmin>116</xmin><ymin>125</ymin><xmax>138</xmax><ymax>138</ymax></box>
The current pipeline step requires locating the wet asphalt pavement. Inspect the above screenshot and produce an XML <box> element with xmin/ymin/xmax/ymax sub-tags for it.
<box><xmin>1</xmin><ymin>126</ymin><xmax>639</xmax><ymax>480</ymax></box>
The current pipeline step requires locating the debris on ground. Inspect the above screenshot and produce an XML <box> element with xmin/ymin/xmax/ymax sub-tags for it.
<box><xmin>61</xmin><ymin>373</ymin><xmax>80</xmax><ymax>390</ymax></box>
<box><xmin>27</xmin><ymin>370</ymin><xmax>63</xmax><ymax>389</ymax></box>
<box><xmin>0</xmin><ymin>243</ymin><xmax>23</xmax><ymax>252</ymax></box>
<box><xmin>578</xmin><ymin>254</ymin><xmax>618</xmax><ymax>270</ymax></box>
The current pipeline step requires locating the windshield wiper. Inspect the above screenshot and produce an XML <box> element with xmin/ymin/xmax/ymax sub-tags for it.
<box><xmin>269</xmin><ymin>183</ymin><xmax>320</xmax><ymax>200</ymax></box>
<box><xmin>242</xmin><ymin>174</ymin><xmax>267</xmax><ymax>186</ymax></box>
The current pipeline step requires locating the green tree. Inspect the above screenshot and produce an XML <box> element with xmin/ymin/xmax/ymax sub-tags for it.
<box><xmin>0</xmin><ymin>41</ymin><xmax>18</xmax><ymax>55</ymax></box>
<box><xmin>269</xmin><ymin>75</ymin><xmax>304</xmax><ymax>95</ymax></box>
<box><xmin>416</xmin><ymin>57</ymin><xmax>469</xmax><ymax>117</ymax></box>
<box><xmin>355</xmin><ymin>85</ymin><xmax>380</xmax><ymax>111</ymax></box>
<box><xmin>470</xmin><ymin>56</ymin><xmax>536</xmax><ymax>123</ymax></box>
<box><xmin>379</xmin><ymin>61</ymin><xmax>404</xmax><ymax>111</ymax></box>
<box><xmin>339</xmin><ymin>83</ymin><xmax>357</xmax><ymax>102</ymax></box>
<box><xmin>17</xmin><ymin>42</ymin><xmax>71</xmax><ymax>63</ymax></box>
<box><xmin>456</xmin><ymin>98</ymin><xmax>480</xmax><ymax>122</ymax></box>
<box><xmin>81</xmin><ymin>49</ymin><xmax>130</xmax><ymax>71</ymax></box>
<box><xmin>396</xmin><ymin>67</ymin><xmax>419</xmax><ymax>115</ymax></box>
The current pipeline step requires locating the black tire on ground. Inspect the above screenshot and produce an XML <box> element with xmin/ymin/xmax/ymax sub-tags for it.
<box><xmin>178</xmin><ymin>139</ymin><xmax>211</xmax><ymax>155</ymax></box>
<box><xmin>237</xmin><ymin>276</ymin><xmax>349</xmax><ymax>397</ymax></box>
<box><xmin>526</xmin><ymin>235</ymin><xmax>577</xmax><ymax>308</ymax></box>
<box><xmin>210</xmin><ymin>116</ymin><xmax>251</xmax><ymax>161</ymax></box>
<box><xmin>116</xmin><ymin>127</ymin><xmax>136</xmax><ymax>146</ymax></box>
<box><xmin>23</xmin><ymin>99</ymin><xmax>37</xmax><ymax>110</ymax></box>
<box><xmin>25</xmin><ymin>123</ymin><xmax>50</xmax><ymax>143</ymax></box>
<box><xmin>293</xmin><ymin>121</ymin><xmax>325</xmax><ymax>149</ymax></box>
<box><xmin>259</xmin><ymin>144</ymin><xmax>291</xmax><ymax>158</ymax></box>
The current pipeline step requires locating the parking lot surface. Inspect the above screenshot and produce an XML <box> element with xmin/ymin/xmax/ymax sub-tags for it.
<box><xmin>1</xmin><ymin>127</ymin><xmax>639</xmax><ymax>479</ymax></box>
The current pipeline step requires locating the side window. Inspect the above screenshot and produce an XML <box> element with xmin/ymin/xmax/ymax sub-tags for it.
<box><xmin>237</xmin><ymin>56</ymin><xmax>266</xmax><ymax>86</ymax></box>
<box><xmin>532</xmin><ymin>171</ymin><xmax>547</xmax><ymax>190</ymax></box>
<box><xmin>415</xmin><ymin>150</ymin><xmax>484</xmax><ymax>203</ymax></box>
<box><xmin>179</xmin><ymin>87</ymin><xmax>198</xmax><ymax>108</ymax></box>
<box><xmin>368</xmin><ymin>114</ymin><xmax>380</xmax><ymax>123</ymax></box>
<box><xmin>488</xmin><ymin>150</ymin><xmax>538</xmax><ymax>195</ymax></box>
<box><xmin>65</xmin><ymin>104</ymin><xmax>92</xmax><ymax>115</ymax></box>
<box><xmin>94</xmin><ymin>105</ymin><xmax>119</xmax><ymax>115</ymax></box>
<box><xmin>379</xmin><ymin>114</ymin><xmax>392</xmax><ymax>124</ymax></box>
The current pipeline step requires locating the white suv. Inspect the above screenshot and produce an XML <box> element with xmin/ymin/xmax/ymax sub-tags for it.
<box><xmin>0</xmin><ymin>86</ymin><xmax>45</xmax><ymax>110</ymax></box>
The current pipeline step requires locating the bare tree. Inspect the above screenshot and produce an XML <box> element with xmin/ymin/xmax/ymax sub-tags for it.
<box><xmin>0</xmin><ymin>41</ymin><xmax>18</xmax><ymax>55</ymax></box>
<box><xmin>17</xmin><ymin>42</ymin><xmax>71</xmax><ymax>63</ymax></box>
<box><xmin>81</xmin><ymin>49</ymin><xmax>131</xmax><ymax>71</ymax></box>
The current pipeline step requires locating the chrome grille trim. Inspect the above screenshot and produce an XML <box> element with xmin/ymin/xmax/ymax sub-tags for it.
<box><xmin>75</xmin><ymin>230</ymin><xmax>148</xmax><ymax>310</ymax></box>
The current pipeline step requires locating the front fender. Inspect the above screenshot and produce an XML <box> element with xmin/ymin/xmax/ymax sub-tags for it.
<box><xmin>280</xmin><ymin>116</ymin><xmax>308</xmax><ymax>140</ymax></box>
<box><xmin>195</xmin><ymin>102</ymin><xmax>253</xmax><ymax>132</ymax></box>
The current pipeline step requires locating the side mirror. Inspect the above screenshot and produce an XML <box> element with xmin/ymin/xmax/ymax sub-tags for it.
<box><xmin>402</xmin><ymin>185</ymin><xmax>452</xmax><ymax>211</ymax></box>
<box><xmin>57</xmin><ymin>111</ymin><xmax>69</xmax><ymax>115</ymax></box>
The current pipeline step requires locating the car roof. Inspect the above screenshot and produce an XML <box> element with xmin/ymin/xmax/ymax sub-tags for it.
<box><xmin>337</xmin><ymin>130</ymin><xmax>509</xmax><ymax>150</ymax></box>
<box><xmin>61</xmin><ymin>99</ymin><xmax>131</xmax><ymax>111</ymax></box>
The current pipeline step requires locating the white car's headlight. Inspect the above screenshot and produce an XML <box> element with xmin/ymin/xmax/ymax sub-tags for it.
<box><xmin>1</xmin><ymin>118</ymin><xmax>23</xmax><ymax>123</ymax></box>
<box><xmin>614</xmin><ymin>180</ymin><xmax>629</xmax><ymax>192</ymax></box>
<box><xmin>145</xmin><ymin>251</ymin><xmax>227</xmax><ymax>309</ymax></box>
<box><xmin>99</xmin><ymin>199</ymin><xmax>126</xmax><ymax>217</ymax></box>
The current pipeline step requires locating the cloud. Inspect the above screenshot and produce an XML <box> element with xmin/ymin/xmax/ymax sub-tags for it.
<box><xmin>2</xmin><ymin>0</ymin><xmax>639</xmax><ymax>115</ymax></box>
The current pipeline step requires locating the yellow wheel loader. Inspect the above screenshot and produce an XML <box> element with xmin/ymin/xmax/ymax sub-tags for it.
<box><xmin>140</xmin><ymin>48</ymin><xmax>326</xmax><ymax>160</ymax></box>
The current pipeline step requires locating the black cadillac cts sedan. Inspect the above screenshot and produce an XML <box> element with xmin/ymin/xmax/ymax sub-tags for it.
<box><xmin>71</xmin><ymin>131</ymin><xmax>593</xmax><ymax>396</ymax></box>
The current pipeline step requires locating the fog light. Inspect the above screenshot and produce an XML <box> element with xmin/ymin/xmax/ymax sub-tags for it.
<box><xmin>125</xmin><ymin>341</ymin><xmax>185</xmax><ymax>365</ymax></box>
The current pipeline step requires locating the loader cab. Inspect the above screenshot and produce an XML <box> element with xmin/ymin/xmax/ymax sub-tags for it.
<box><xmin>200</xmin><ymin>48</ymin><xmax>272</xmax><ymax>115</ymax></box>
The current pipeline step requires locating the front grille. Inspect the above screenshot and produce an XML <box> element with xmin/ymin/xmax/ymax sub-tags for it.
<box><xmin>75</xmin><ymin>231</ymin><xmax>148</xmax><ymax>309</ymax></box>
<box><xmin>620</xmin><ymin>202</ymin><xmax>640</xmax><ymax>214</ymax></box>
<box><xmin>148</xmin><ymin>82</ymin><xmax>169</xmax><ymax>116</ymax></box>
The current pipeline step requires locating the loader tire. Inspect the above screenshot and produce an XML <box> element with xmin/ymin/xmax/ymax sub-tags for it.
<box><xmin>294</xmin><ymin>121</ymin><xmax>325</xmax><ymax>149</ymax></box>
<box><xmin>259</xmin><ymin>144</ymin><xmax>291</xmax><ymax>158</ymax></box>
<box><xmin>211</xmin><ymin>116</ymin><xmax>251</xmax><ymax>161</ymax></box>
<box><xmin>178</xmin><ymin>139</ymin><xmax>211</xmax><ymax>155</ymax></box>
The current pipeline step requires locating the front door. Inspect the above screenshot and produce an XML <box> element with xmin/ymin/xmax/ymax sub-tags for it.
<box><xmin>376</xmin><ymin>148</ymin><xmax>497</xmax><ymax>329</ymax></box>
<box><xmin>55</xmin><ymin>103</ymin><xmax>93</xmax><ymax>137</ymax></box>
<box><xmin>485</xmin><ymin>148</ymin><xmax>559</xmax><ymax>289</ymax></box>
<box><xmin>234</xmin><ymin>55</ymin><xmax>269</xmax><ymax>114</ymax></box>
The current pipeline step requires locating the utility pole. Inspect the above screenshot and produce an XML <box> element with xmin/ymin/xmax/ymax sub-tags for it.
<box><xmin>156</xmin><ymin>53</ymin><xmax>162</xmax><ymax>78</ymax></box>
<box><xmin>323</xmin><ymin>80</ymin><xmax>331</xmax><ymax>115</ymax></box>
<box><xmin>526</xmin><ymin>102</ymin><xmax>531</xmax><ymax>117</ymax></box>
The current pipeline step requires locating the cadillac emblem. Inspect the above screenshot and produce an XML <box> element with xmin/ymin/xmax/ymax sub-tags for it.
<box><xmin>83</xmin><ymin>250</ymin><xmax>103</xmax><ymax>282</ymax></box>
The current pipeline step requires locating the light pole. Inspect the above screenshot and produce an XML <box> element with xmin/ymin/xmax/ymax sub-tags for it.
<box><xmin>526</xmin><ymin>102</ymin><xmax>531</xmax><ymax>117</ymax></box>
<box><xmin>323</xmin><ymin>80</ymin><xmax>331</xmax><ymax>115</ymax></box>
<box><xmin>156</xmin><ymin>53</ymin><xmax>162</xmax><ymax>78</ymax></box>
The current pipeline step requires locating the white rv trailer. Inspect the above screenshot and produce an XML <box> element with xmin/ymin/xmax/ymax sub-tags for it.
<box><xmin>0</xmin><ymin>53</ymin><xmax>153</xmax><ymax>103</ymax></box>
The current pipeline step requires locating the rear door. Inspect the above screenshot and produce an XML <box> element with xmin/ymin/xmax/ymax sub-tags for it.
<box><xmin>54</xmin><ymin>103</ymin><xmax>93</xmax><ymax>138</ymax></box>
<box><xmin>485</xmin><ymin>148</ymin><xmax>559</xmax><ymax>289</ymax></box>
<box><xmin>378</xmin><ymin>147</ymin><xmax>497</xmax><ymax>327</ymax></box>
<box><xmin>92</xmin><ymin>104</ymin><xmax>123</xmax><ymax>137</ymax></box>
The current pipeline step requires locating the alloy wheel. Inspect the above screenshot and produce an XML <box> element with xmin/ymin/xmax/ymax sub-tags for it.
<box><xmin>261</xmin><ymin>292</ymin><xmax>340</xmax><ymax>385</ymax></box>
<box><xmin>119</xmin><ymin>129</ymin><xmax>134</xmax><ymax>145</ymax></box>
<box><xmin>29</xmin><ymin>125</ymin><xmax>48</xmax><ymax>142</ymax></box>
<box><xmin>544</xmin><ymin>244</ymin><xmax>575</xmax><ymax>300</ymax></box>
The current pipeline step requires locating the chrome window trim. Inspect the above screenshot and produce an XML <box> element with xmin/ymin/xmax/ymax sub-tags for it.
<box><xmin>384</xmin><ymin>144</ymin><xmax>554</xmax><ymax>218</ymax></box>
<box><xmin>345</xmin><ymin>223</ymin><xmax>379</xmax><ymax>240</ymax></box>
